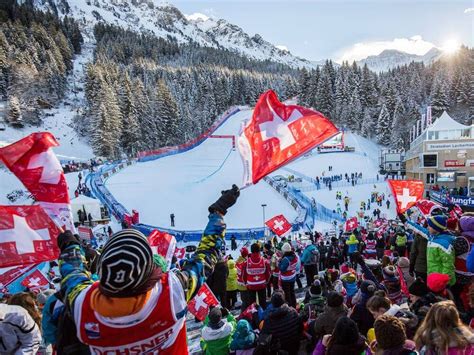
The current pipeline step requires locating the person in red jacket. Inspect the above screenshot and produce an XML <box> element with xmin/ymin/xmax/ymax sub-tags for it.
<box><xmin>243</xmin><ymin>243</ymin><xmax>271</xmax><ymax>309</ymax></box>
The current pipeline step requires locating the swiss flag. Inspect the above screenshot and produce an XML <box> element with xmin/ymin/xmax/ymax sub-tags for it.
<box><xmin>0</xmin><ymin>205</ymin><xmax>61</xmax><ymax>267</ymax></box>
<box><xmin>188</xmin><ymin>283</ymin><xmax>219</xmax><ymax>321</ymax></box>
<box><xmin>345</xmin><ymin>217</ymin><xmax>359</xmax><ymax>232</ymax></box>
<box><xmin>416</xmin><ymin>199</ymin><xmax>444</xmax><ymax>217</ymax></box>
<box><xmin>265</xmin><ymin>214</ymin><xmax>292</xmax><ymax>236</ymax></box>
<box><xmin>238</xmin><ymin>90</ymin><xmax>339</xmax><ymax>186</ymax></box>
<box><xmin>174</xmin><ymin>247</ymin><xmax>186</xmax><ymax>260</ymax></box>
<box><xmin>0</xmin><ymin>132</ymin><xmax>74</xmax><ymax>231</ymax></box>
<box><xmin>148</xmin><ymin>230</ymin><xmax>176</xmax><ymax>267</ymax></box>
<box><xmin>388</xmin><ymin>180</ymin><xmax>424</xmax><ymax>214</ymax></box>
<box><xmin>21</xmin><ymin>269</ymin><xmax>50</xmax><ymax>290</ymax></box>
<box><xmin>0</xmin><ymin>264</ymin><xmax>37</xmax><ymax>291</ymax></box>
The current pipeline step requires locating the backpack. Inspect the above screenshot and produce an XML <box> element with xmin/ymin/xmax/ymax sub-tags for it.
<box><xmin>307</xmin><ymin>248</ymin><xmax>319</xmax><ymax>265</ymax></box>
<box><xmin>55</xmin><ymin>298</ymin><xmax>90</xmax><ymax>355</ymax></box>
<box><xmin>253</xmin><ymin>333</ymin><xmax>288</xmax><ymax>355</ymax></box>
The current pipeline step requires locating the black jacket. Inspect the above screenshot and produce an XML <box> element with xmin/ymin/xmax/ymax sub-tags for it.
<box><xmin>409</xmin><ymin>233</ymin><xmax>427</xmax><ymax>274</ymax></box>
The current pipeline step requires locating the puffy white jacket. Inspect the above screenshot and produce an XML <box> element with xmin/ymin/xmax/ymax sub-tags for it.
<box><xmin>0</xmin><ymin>304</ymin><xmax>42</xmax><ymax>355</ymax></box>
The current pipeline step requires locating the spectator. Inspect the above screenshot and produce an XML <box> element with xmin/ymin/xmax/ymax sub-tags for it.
<box><xmin>201</xmin><ymin>307</ymin><xmax>236</xmax><ymax>355</ymax></box>
<box><xmin>230</xmin><ymin>319</ymin><xmax>257</xmax><ymax>354</ymax></box>
<box><xmin>313</xmin><ymin>291</ymin><xmax>348</xmax><ymax>341</ymax></box>
<box><xmin>373</xmin><ymin>315</ymin><xmax>417</xmax><ymax>354</ymax></box>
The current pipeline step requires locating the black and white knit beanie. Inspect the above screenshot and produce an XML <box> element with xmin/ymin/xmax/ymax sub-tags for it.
<box><xmin>98</xmin><ymin>229</ymin><xmax>154</xmax><ymax>295</ymax></box>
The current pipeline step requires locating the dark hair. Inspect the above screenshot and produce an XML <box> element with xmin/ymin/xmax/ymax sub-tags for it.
<box><xmin>374</xmin><ymin>315</ymin><xmax>406</xmax><ymax>350</ymax></box>
<box><xmin>366</xmin><ymin>294</ymin><xmax>391</xmax><ymax>312</ymax></box>
<box><xmin>250</xmin><ymin>243</ymin><xmax>260</xmax><ymax>253</ymax></box>
<box><xmin>327</xmin><ymin>317</ymin><xmax>366</xmax><ymax>355</ymax></box>
<box><xmin>327</xmin><ymin>291</ymin><xmax>344</xmax><ymax>307</ymax></box>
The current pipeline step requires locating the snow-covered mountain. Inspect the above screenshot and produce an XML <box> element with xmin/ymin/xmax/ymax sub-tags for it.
<box><xmin>30</xmin><ymin>0</ymin><xmax>315</xmax><ymax>68</ymax></box>
<box><xmin>357</xmin><ymin>47</ymin><xmax>443</xmax><ymax>72</ymax></box>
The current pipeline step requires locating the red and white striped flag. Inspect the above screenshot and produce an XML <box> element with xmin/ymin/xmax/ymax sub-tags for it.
<box><xmin>0</xmin><ymin>132</ymin><xmax>75</xmax><ymax>231</ymax></box>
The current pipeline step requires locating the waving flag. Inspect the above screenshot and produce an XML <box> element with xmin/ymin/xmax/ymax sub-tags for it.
<box><xmin>188</xmin><ymin>283</ymin><xmax>219</xmax><ymax>321</ymax></box>
<box><xmin>345</xmin><ymin>217</ymin><xmax>359</xmax><ymax>232</ymax></box>
<box><xmin>148</xmin><ymin>230</ymin><xmax>176</xmax><ymax>268</ymax></box>
<box><xmin>238</xmin><ymin>90</ymin><xmax>339</xmax><ymax>186</ymax></box>
<box><xmin>416</xmin><ymin>199</ymin><xmax>444</xmax><ymax>217</ymax></box>
<box><xmin>0</xmin><ymin>264</ymin><xmax>37</xmax><ymax>292</ymax></box>
<box><xmin>265</xmin><ymin>214</ymin><xmax>292</xmax><ymax>236</ymax></box>
<box><xmin>174</xmin><ymin>247</ymin><xmax>186</xmax><ymax>260</ymax></box>
<box><xmin>0</xmin><ymin>205</ymin><xmax>61</xmax><ymax>267</ymax></box>
<box><xmin>21</xmin><ymin>269</ymin><xmax>50</xmax><ymax>290</ymax></box>
<box><xmin>388</xmin><ymin>180</ymin><xmax>424</xmax><ymax>214</ymax></box>
<box><xmin>0</xmin><ymin>132</ymin><xmax>74</xmax><ymax>231</ymax></box>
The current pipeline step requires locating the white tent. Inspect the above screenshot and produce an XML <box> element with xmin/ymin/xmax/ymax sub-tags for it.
<box><xmin>71</xmin><ymin>195</ymin><xmax>102</xmax><ymax>222</ymax></box>
<box><xmin>427</xmin><ymin>111</ymin><xmax>470</xmax><ymax>132</ymax></box>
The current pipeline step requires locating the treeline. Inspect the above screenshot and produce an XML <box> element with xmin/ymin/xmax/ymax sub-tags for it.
<box><xmin>82</xmin><ymin>23</ymin><xmax>299</xmax><ymax>157</ymax></box>
<box><xmin>297</xmin><ymin>47</ymin><xmax>474</xmax><ymax>147</ymax></box>
<box><xmin>0</xmin><ymin>2</ymin><xmax>83</xmax><ymax>125</ymax></box>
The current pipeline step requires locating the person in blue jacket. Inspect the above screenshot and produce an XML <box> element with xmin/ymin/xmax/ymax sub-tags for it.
<box><xmin>467</xmin><ymin>247</ymin><xmax>474</xmax><ymax>273</ymax></box>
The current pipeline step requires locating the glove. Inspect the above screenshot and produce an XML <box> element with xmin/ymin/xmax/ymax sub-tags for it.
<box><xmin>57</xmin><ymin>231</ymin><xmax>80</xmax><ymax>251</ymax></box>
<box><xmin>208</xmin><ymin>184</ymin><xmax>240</xmax><ymax>215</ymax></box>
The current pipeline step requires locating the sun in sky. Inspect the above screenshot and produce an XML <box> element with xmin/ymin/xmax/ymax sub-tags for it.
<box><xmin>441</xmin><ymin>39</ymin><xmax>461</xmax><ymax>54</ymax></box>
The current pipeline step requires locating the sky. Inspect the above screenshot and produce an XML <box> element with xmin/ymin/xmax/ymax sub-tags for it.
<box><xmin>172</xmin><ymin>0</ymin><xmax>474</xmax><ymax>62</ymax></box>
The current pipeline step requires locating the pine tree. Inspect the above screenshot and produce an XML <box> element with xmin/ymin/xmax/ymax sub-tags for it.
<box><xmin>155</xmin><ymin>79</ymin><xmax>180</xmax><ymax>145</ymax></box>
<box><xmin>7</xmin><ymin>95</ymin><xmax>22</xmax><ymax>126</ymax></box>
<box><xmin>376</xmin><ymin>103</ymin><xmax>391</xmax><ymax>145</ymax></box>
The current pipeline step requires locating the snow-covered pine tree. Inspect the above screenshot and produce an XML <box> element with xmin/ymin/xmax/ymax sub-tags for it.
<box><xmin>7</xmin><ymin>95</ymin><xmax>22</xmax><ymax>126</ymax></box>
<box><xmin>155</xmin><ymin>79</ymin><xmax>180</xmax><ymax>146</ymax></box>
<box><xmin>430</xmin><ymin>76</ymin><xmax>450</xmax><ymax>117</ymax></box>
<box><xmin>376</xmin><ymin>103</ymin><xmax>391</xmax><ymax>145</ymax></box>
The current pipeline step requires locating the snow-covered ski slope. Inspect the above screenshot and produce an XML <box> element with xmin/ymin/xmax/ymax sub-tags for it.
<box><xmin>107</xmin><ymin>109</ymin><xmax>397</xmax><ymax>231</ymax></box>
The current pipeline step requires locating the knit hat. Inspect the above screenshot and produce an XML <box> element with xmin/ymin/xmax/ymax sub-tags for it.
<box><xmin>281</xmin><ymin>242</ymin><xmax>292</xmax><ymax>253</ymax></box>
<box><xmin>327</xmin><ymin>291</ymin><xmax>344</xmax><ymax>307</ymax></box>
<box><xmin>397</xmin><ymin>257</ymin><xmax>410</xmax><ymax>269</ymax></box>
<box><xmin>360</xmin><ymin>280</ymin><xmax>377</xmax><ymax>296</ymax></box>
<box><xmin>374</xmin><ymin>315</ymin><xmax>407</xmax><ymax>350</ymax></box>
<box><xmin>340</xmin><ymin>263</ymin><xmax>350</xmax><ymax>274</ymax></box>
<box><xmin>408</xmin><ymin>278</ymin><xmax>429</xmax><ymax>297</ymax></box>
<box><xmin>37</xmin><ymin>289</ymin><xmax>55</xmax><ymax>305</ymax></box>
<box><xmin>241</xmin><ymin>247</ymin><xmax>249</xmax><ymax>258</ymax></box>
<box><xmin>427</xmin><ymin>215</ymin><xmax>448</xmax><ymax>233</ymax></box>
<box><xmin>427</xmin><ymin>273</ymin><xmax>450</xmax><ymax>293</ymax></box>
<box><xmin>382</xmin><ymin>265</ymin><xmax>398</xmax><ymax>280</ymax></box>
<box><xmin>98</xmin><ymin>229</ymin><xmax>155</xmax><ymax>296</ymax></box>
<box><xmin>309</xmin><ymin>280</ymin><xmax>322</xmax><ymax>297</ymax></box>
<box><xmin>271</xmin><ymin>290</ymin><xmax>286</xmax><ymax>307</ymax></box>
<box><xmin>208</xmin><ymin>307</ymin><xmax>223</xmax><ymax>329</ymax></box>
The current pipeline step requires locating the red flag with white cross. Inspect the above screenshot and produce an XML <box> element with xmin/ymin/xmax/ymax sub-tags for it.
<box><xmin>265</xmin><ymin>214</ymin><xmax>292</xmax><ymax>236</ymax></box>
<box><xmin>238</xmin><ymin>90</ymin><xmax>339</xmax><ymax>186</ymax></box>
<box><xmin>188</xmin><ymin>283</ymin><xmax>219</xmax><ymax>321</ymax></box>
<box><xmin>0</xmin><ymin>132</ymin><xmax>75</xmax><ymax>231</ymax></box>
<box><xmin>174</xmin><ymin>247</ymin><xmax>186</xmax><ymax>260</ymax></box>
<box><xmin>345</xmin><ymin>217</ymin><xmax>359</xmax><ymax>232</ymax></box>
<box><xmin>21</xmin><ymin>269</ymin><xmax>50</xmax><ymax>290</ymax></box>
<box><xmin>148</xmin><ymin>230</ymin><xmax>176</xmax><ymax>267</ymax></box>
<box><xmin>0</xmin><ymin>205</ymin><xmax>61</xmax><ymax>268</ymax></box>
<box><xmin>388</xmin><ymin>179</ymin><xmax>424</xmax><ymax>214</ymax></box>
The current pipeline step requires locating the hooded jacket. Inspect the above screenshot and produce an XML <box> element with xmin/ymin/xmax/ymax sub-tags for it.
<box><xmin>313</xmin><ymin>304</ymin><xmax>349</xmax><ymax>340</ymax></box>
<box><xmin>230</xmin><ymin>319</ymin><xmax>256</xmax><ymax>351</ymax></box>
<box><xmin>301</xmin><ymin>244</ymin><xmax>319</xmax><ymax>266</ymax></box>
<box><xmin>226</xmin><ymin>259</ymin><xmax>238</xmax><ymax>292</ymax></box>
<box><xmin>350</xmin><ymin>292</ymin><xmax>375</xmax><ymax>337</ymax></box>
<box><xmin>201</xmin><ymin>313</ymin><xmax>236</xmax><ymax>355</ymax></box>
<box><xmin>346</xmin><ymin>235</ymin><xmax>359</xmax><ymax>254</ymax></box>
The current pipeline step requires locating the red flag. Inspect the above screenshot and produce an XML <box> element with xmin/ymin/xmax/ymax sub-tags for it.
<box><xmin>345</xmin><ymin>217</ymin><xmax>359</xmax><ymax>232</ymax></box>
<box><xmin>0</xmin><ymin>132</ymin><xmax>74</xmax><ymax>231</ymax></box>
<box><xmin>0</xmin><ymin>264</ymin><xmax>37</xmax><ymax>290</ymax></box>
<box><xmin>416</xmin><ymin>199</ymin><xmax>444</xmax><ymax>217</ymax></box>
<box><xmin>238</xmin><ymin>90</ymin><xmax>339</xmax><ymax>185</ymax></box>
<box><xmin>148</xmin><ymin>230</ymin><xmax>177</xmax><ymax>265</ymax></box>
<box><xmin>0</xmin><ymin>205</ymin><xmax>61</xmax><ymax>267</ymax></box>
<box><xmin>265</xmin><ymin>214</ymin><xmax>292</xmax><ymax>236</ymax></box>
<box><xmin>188</xmin><ymin>283</ymin><xmax>219</xmax><ymax>321</ymax></box>
<box><xmin>174</xmin><ymin>247</ymin><xmax>186</xmax><ymax>260</ymax></box>
<box><xmin>21</xmin><ymin>269</ymin><xmax>49</xmax><ymax>290</ymax></box>
<box><xmin>388</xmin><ymin>180</ymin><xmax>424</xmax><ymax>214</ymax></box>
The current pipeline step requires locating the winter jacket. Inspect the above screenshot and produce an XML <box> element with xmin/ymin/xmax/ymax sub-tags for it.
<box><xmin>235</xmin><ymin>256</ymin><xmax>247</xmax><ymax>292</ymax></box>
<box><xmin>346</xmin><ymin>235</ymin><xmax>359</xmax><ymax>254</ymax></box>
<box><xmin>261</xmin><ymin>304</ymin><xmax>303</xmax><ymax>355</ymax></box>
<box><xmin>279</xmin><ymin>252</ymin><xmax>300</xmax><ymax>283</ymax></box>
<box><xmin>41</xmin><ymin>293</ymin><xmax>64</xmax><ymax>346</ymax></box>
<box><xmin>230</xmin><ymin>319</ymin><xmax>256</xmax><ymax>351</ymax></box>
<box><xmin>301</xmin><ymin>244</ymin><xmax>319</xmax><ymax>266</ymax></box>
<box><xmin>456</xmin><ymin>215</ymin><xmax>474</xmax><ymax>284</ymax></box>
<box><xmin>0</xmin><ymin>303</ymin><xmax>42</xmax><ymax>355</ymax></box>
<box><xmin>201</xmin><ymin>313</ymin><xmax>236</xmax><ymax>355</ymax></box>
<box><xmin>410</xmin><ymin>292</ymin><xmax>445</xmax><ymax>324</ymax></box>
<box><xmin>301</xmin><ymin>295</ymin><xmax>326</xmax><ymax>322</ymax></box>
<box><xmin>242</xmin><ymin>252</ymin><xmax>270</xmax><ymax>290</ymax></box>
<box><xmin>350</xmin><ymin>293</ymin><xmax>375</xmax><ymax>337</ymax></box>
<box><xmin>226</xmin><ymin>260</ymin><xmax>238</xmax><ymax>292</ymax></box>
<box><xmin>313</xmin><ymin>304</ymin><xmax>349</xmax><ymax>340</ymax></box>
<box><xmin>207</xmin><ymin>259</ymin><xmax>229</xmax><ymax>295</ymax></box>
<box><xmin>312</xmin><ymin>336</ymin><xmax>370</xmax><ymax>355</ymax></box>
<box><xmin>408</xmin><ymin>230</ymin><xmax>428</xmax><ymax>274</ymax></box>
<box><xmin>374</xmin><ymin>339</ymin><xmax>417</xmax><ymax>355</ymax></box>
<box><xmin>407</xmin><ymin>220</ymin><xmax>455</xmax><ymax>284</ymax></box>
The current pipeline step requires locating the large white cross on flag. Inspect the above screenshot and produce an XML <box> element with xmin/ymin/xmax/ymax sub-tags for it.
<box><xmin>0</xmin><ymin>132</ymin><xmax>75</xmax><ymax>231</ymax></box>
<box><xmin>0</xmin><ymin>205</ymin><xmax>61</xmax><ymax>268</ymax></box>
<box><xmin>345</xmin><ymin>217</ymin><xmax>359</xmax><ymax>232</ymax></box>
<box><xmin>238</xmin><ymin>90</ymin><xmax>339</xmax><ymax>186</ymax></box>
<box><xmin>20</xmin><ymin>269</ymin><xmax>50</xmax><ymax>290</ymax></box>
<box><xmin>187</xmin><ymin>283</ymin><xmax>219</xmax><ymax>321</ymax></box>
<box><xmin>265</xmin><ymin>214</ymin><xmax>292</xmax><ymax>236</ymax></box>
<box><xmin>388</xmin><ymin>179</ymin><xmax>424</xmax><ymax>214</ymax></box>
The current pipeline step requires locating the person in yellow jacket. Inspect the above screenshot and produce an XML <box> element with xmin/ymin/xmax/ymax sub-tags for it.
<box><xmin>226</xmin><ymin>259</ymin><xmax>238</xmax><ymax>309</ymax></box>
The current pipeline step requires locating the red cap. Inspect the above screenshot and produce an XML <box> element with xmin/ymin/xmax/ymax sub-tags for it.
<box><xmin>241</xmin><ymin>247</ymin><xmax>249</xmax><ymax>258</ymax></box>
<box><xmin>427</xmin><ymin>273</ymin><xmax>450</xmax><ymax>293</ymax></box>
